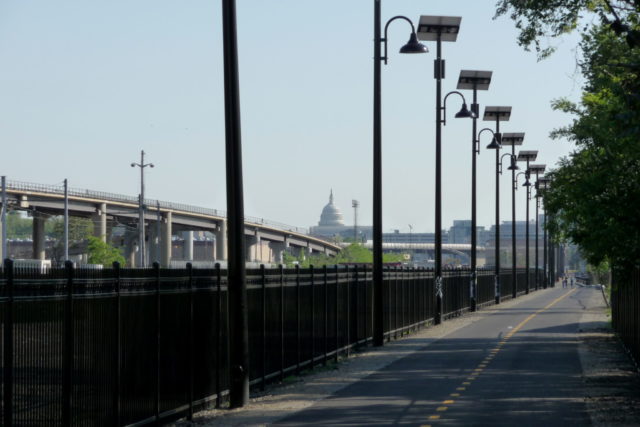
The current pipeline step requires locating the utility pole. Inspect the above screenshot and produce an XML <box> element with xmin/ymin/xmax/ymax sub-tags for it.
<box><xmin>131</xmin><ymin>150</ymin><xmax>154</xmax><ymax>267</ymax></box>
<box><xmin>352</xmin><ymin>200</ymin><xmax>359</xmax><ymax>243</ymax></box>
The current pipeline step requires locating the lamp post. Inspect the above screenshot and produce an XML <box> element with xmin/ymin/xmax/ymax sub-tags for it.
<box><xmin>131</xmin><ymin>150</ymin><xmax>154</xmax><ymax>268</ymax></box>
<box><xmin>483</xmin><ymin>106</ymin><xmax>511</xmax><ymax>303</ymax></box>
<box><xmin>516</xmin><ymin>150</ymin><xmax>538</xmax><ymax>294</ymax></box>
<box><xmin>222</xmin><ymin>0</ymin><xmax>249</xmax><ymax>407</ymax></box>
<box><xmin>499</xmin><ymin>133</ymin><xmax>524</xmax><ymax>299</ymax></box>
<box><xmin>457</xmin><ymin>70</ymin><xmax>492</xmax><ymax>312</ymax></box>
<box><xmin>373</xmin><ymin>1</ymin><xmax>427</xmax><ymax>347</ymax></box>
<box><xmin>417</xmin><ymin>15</ymin><xmax>466</xmax><ymax>324</ymax></box>
<box><xmin>528</xmin><ymin>164</ymin><xmax>546</xmax><ymax>290</ymax></box>
<box><xmin>537</xmin><ymin>176</ymin><xmax>551</xmax><ymax>288</ymax></box>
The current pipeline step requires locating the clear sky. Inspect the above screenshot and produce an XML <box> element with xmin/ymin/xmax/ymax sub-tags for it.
<box><xmin>0</xmin><ymin>1</ymin><xmax>583</xmax><ymax>234</ymax></box>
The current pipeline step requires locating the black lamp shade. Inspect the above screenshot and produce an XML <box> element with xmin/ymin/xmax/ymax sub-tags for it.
<box><xmin>399</xmin><ymin>33</ymin><xmax>429</xmax><ymax>54</ymax></box>
<box><xmin>523</xmin><ymin>180</ymin><xmax>532</xmax><ymax>187</ymax></box>
<box><xmin>455</xmin><ymin>103</ymin><xmax>474</xmax><ymax>119</ymax></box>
<box><xmin>507</xmin><ymin>159</ymin><xmax>519</xmax><ymax>171</ymax></box>
<box><xmin>486</xmin><ymin>135</ymin><xmax>501</xmax><ymax>150</ymax></box>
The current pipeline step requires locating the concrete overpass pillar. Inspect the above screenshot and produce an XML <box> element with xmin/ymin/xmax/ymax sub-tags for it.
<box><xmin>93</xmin><ymin>203</ymin><xmax>108</xmax><ymax>242</ymax></box>
<box><xmin>32</xmin><ymin>213</ymin><xmax>46</xmax><ymax>260</ymax></box>
<box><xmin>245</xmin><ymin>231</ymin><xmax>260</xmax><ymax>262</ymax></box>
<box><xmin>183</xmin><ymin>230</ymin><xmax>194</xmax><ymax>261</ymax></box>
<box><xmin>215</xmin><ymin>220</ymin><xmax>227</xmax><ymax>261</ymax></box>
<box><xmin>161</xmin><ymin>211</ymin><xmax>172</xmax><ymax>268</ymax></box>
<box><xmin>269</xmin><ymin>241</ymin><xmax>286</xmax><ymax>264</ymax></box>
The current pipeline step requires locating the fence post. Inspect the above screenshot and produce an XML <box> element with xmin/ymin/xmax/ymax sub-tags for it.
<box><xmin>215</xmin><ymin>263</ymin><xmax>222</xmax><ymax>408</ymax></box>
<box><xmin>310</xmin><ymin>265</ymin><xmax>315</xmax><ymax>367</ymax></box>
<box><xmin>3</xmin><ymin>259</ymin><xmax>14</xmax><ymax>427</ymax></box>
<box><xmin>345</xmin><ymin>265</ymin><xmax>350</xmax><ymax>357</ymax></box>
<box><xmin>295</xmin><ymin>264</ymin><xmax>300</xmax><ymax>375</ymax></box>
<box><xmin>187</xmin><ymin>263</ymin><xmax>194</xmax><ymax>421</ymax></box>
<box><xmin>354</xmin><ymin>265</ymin><xmax>358</xmax><ymax>348</ymax></box>
<box><xmin>279</xmin><ymin>264</ymin><xmax>285</xmax><ymax>382</ymax></box>
<box><xmin>261</xmin><ymin>264</ymin><xmax>266</xmax><ymax>391</ymax></box>
<box><xmin>63</xmin><ymin>260</ymin><xmax>74</xmax><ymax>427</ymax></box>
<box><xmin>153</xmin><ymin>262</ymin><xmax>160</xmax><ymax>423</ymax></box>
<box><xmin>323</xmin><ymin>265</ymin><xmax>328</xmax><ymax>366</ymax></box>
<box><xmin>112</xmin><ymin>261</ymin><xmax>121</xmax><ymax>426</ymax></box>
<box><xmin>335</xmin><ymin>265</ymin><xmax>339</xmax><ymax>362</ymax></box>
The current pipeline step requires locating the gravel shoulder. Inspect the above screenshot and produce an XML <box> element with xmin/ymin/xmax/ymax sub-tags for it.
<box><xmin>578</xmin><ymin>285</ymin><xmax>640</xmax><ymax>426</ymax></box>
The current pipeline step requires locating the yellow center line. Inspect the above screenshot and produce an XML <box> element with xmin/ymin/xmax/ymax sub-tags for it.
<box><xmin>421</xmin><ymin>289</ymin><xmax>577</xmax><ymax>425</ymax></box>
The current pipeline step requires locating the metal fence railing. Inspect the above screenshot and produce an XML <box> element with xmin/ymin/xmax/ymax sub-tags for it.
<box><xmin>0</xmin><ymin>261</ymin><xmax>544</xmax><ymax>426</ymax></box>
<box><xmin>611</xmin><ymin>267</ymin><xmax>640</xmax><ymax>367</ymax></box>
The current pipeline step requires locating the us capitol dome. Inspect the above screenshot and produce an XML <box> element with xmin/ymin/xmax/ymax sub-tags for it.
<box><xmin>309</xmin><ymin>190</ymin><xmax>372</xmax><ymax>239</ymax></box>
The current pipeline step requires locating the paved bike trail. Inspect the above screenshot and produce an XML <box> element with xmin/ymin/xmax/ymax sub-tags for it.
<box><xmin>274</xmin><ymin>287</ymin><xmax>593</xmax><ymax>426</ymax></box>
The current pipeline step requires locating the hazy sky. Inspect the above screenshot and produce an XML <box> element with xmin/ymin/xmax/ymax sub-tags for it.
<box><xmin>0</xmin><ymin>1</ymin><xmax>584</xmax><ymax>233</ymax></box>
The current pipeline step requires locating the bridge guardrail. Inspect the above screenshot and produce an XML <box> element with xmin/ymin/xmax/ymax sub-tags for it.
<box><xmin>4</xmin><ymin>179</ymin><xmax>313</xmax><ymax>237</ymax></box>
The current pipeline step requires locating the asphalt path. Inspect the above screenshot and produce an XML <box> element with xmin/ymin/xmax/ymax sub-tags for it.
<box><xmin>274</xmin><ymin>287</ymin><xmax>593</xmax><ymax>426</ymax></box>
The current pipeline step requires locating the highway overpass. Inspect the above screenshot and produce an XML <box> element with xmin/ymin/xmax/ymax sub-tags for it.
<box><xmin>0</xmin><ymin>180</ymin><xmax>340</xmax><ymax>266</ymax></box>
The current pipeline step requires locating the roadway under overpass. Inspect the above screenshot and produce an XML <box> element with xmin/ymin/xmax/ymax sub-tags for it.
<box><xmin>0</xmin><ymin>180</ymin><xmax>340</xmax><ymax>267</ymax></box>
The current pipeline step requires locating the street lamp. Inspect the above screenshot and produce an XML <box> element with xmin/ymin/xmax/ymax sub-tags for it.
<box><xmin>131</xmin><ymin>150</ymin><xmax>154</xmax><ymax>268</ymax></box>
<box><xmin>372</xmin><ymin>1</ymin><xmax>428</xmax><ymax>347</ymax></box>
<box><xmin>537</xmin><ymin>176</ymin><xmax>551</xmax><ymax>288</ymax></box>
<box><xmin>417</xmin><ymin>15</ymin><xmax>466</xmax><ymax>325</ymax></box>
<box><xmin>457</xmin><ymin>70</ymin><xmax>492</xmax><ymax>312</ymax></box>
<box><xmin>517</xmin><ymin>150</ymin><xmax>538</xmax><ymax>294</ymax></box>
<box><xmin>500</xmin><ymin>132</ymin><xmax>525</xmax><ymax>299</ymax></box>
<box><xmin>529</xmin><ymin>164</ymin><xmax>546</xmax><ymax>289</ymax></box>
<box><xmin>484</xmin><ymin>106</ymin><xmax>512</xmax><ymax>303</ymax></box>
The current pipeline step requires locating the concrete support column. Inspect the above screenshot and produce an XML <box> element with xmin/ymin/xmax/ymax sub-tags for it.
<box><xmin>161</xmin><ymin>211</ymin><xmax>172</xmax><ymax>267</ymax></box>
<box><xmin>183</xmin><ymin>230</ymin><xmax>194</xmax><ymax>261</ymax></box>
<box><xmin>269</xmin><ymin>241</ymin><xmax>286</xmax><ymax>264</ymax></box>
<box><xmin>32</xmin><ymin>213</ymin><xmax>46</xmax><ymax>260</ymax></box>
<box><xmin>148</xmin><ymin>226</ymin><xmax>159</xmax><ymax>264</ymax></box>
<box><xmin>93</xmin><ymin>203</ymin><xmax>108</xmax><ymax>242</ymax></box>
<box><xmin>215</xmin><ymin>220</ymin><xmax>227</xmax><ymax>261</ymax></box>
<box><xmin>248</xmin><ymin>232</ymin><xmax>261</xmax><ymax>262</ymax></box>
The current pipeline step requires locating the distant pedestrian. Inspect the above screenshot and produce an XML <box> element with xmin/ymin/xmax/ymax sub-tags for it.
<box><xmin>570</xmin><ymin>277</ymin><xmax>574</xmax><ymax>288</ymax></box>
<box><xmin>562</xmin><ymin>277</ymin><xmax>568</xmax><ymax>288</ymax></box>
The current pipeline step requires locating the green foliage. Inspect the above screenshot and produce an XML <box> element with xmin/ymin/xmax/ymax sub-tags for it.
<box><xmin>282</xmin><ymin>243</ymin><xmax>405</xmax><ymax>268</ymax></box>
<box><xmin>497</xmin><ymin>1</ymin><xmax>640</xmax><ymax>269</ymax></box>
<box><xmin>87</xmin><ymin>236</ymin><xmax>126</xmax><ymax>267</ymax></box>
<box><xmin>543</xmin><ymin>23</ymin><xmax>640</xmax><ymax>269</ymax></box>
<box><xmin>5</xmin><ymin>211</ymin><xmax>32</xmax><ymax>239</ymax></box>
<box><xmin>494</xmin><ymin>0</ymin><xmax>640</xmax><ymax>58</ymax></box>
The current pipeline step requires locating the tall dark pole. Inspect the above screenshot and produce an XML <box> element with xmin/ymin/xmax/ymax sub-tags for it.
<box><xmin>470</xmin><ymin>86</ymin><xmax>478</xmax><ymax>312</ymax></box>
<box><xmin>511</xmin><ymin>145</ymin><xmax>517</xmax><ymax>299</ymax></box>
<box><xmin>525</xmin><ymin>165</ymin><xmax>530</xmax><ymax>294</ymax></box>
<box><xmin>494</xmin><ymin>119</ymin><xmax>501</xmax><ymax>304</ymax></box>
<box><xmin>434</xmin><ymin>32</ymin><xmax>443</xmax><ymax>324</ymax></box>
<box><xmin>64</xmin><ymin>179</ymin><xmax>69</xmax><ymax>261</ymax></box>
<box><xmin>372</xmin><ymin>0</ymin><xmax>384</xmax><ymax>347</ymax></box>
<box><xmin>535</xmin><ymin>192</ymin><xmax>540</xmax><ymax>290</ymax></box>
<box><xmin>543</xmin><ymin>205</ymin><xmax>548</xmax><ymax>288</ymax></box>
<box><xmin>222</xmin><ymin>0</ymin><xmax>249</xmax><ymax>408</ymax></box>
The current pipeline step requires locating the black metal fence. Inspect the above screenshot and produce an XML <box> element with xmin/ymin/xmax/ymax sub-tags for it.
<box><xmin>0</xmin><ymin>261</ymin><xmax>540</xmax><ymax>426</ymax></box>
<box><xmin>611</xmin><ymin>267</ymin><xmax>640</xmax><ymax>365</ymax></box>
